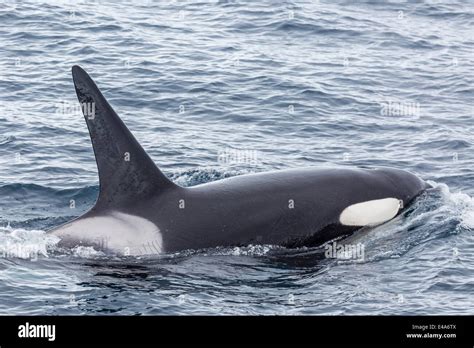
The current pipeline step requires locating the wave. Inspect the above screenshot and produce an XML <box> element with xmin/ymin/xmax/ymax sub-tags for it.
<box><xmin>169</xmin><ymin>168</ymin><xmax>248</xmax><ymax>187</ymax></box>
<box><xmin>0</xmin><ymin>183</ymin><xmax>98</xmax><ymax>199</ymax></box>
<box><xmin>0</xmin><ymin>167</ymin><xmax>249</xmax><ymax>196</ymax></box>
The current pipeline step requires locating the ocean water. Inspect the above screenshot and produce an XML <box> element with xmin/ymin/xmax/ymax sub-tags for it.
<box><xmin>0</xmin><ymin>0</ymin><xmax>473</xmax><ymax>315</ymax></box>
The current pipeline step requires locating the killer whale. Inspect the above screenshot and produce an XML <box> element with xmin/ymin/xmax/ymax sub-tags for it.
<box><xmin>49</xmin><ymin>66</ymin><xmax>430</xmax><ymax>255</ymax></box>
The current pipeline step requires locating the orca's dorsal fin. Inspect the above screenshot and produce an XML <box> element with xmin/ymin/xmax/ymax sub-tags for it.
<box><xmin>71</xmin><ymin>65</ymin><xmax>176</xmax><ymax>209</ymax></box>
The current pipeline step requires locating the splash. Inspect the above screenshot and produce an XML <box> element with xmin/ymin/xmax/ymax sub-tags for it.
<box><xmin>170</xmin><ymin>168</ymin><xmax>252</xmax><ymax>187</ymax></box>
<box><xmin>71</xmin><ymin>246</ymin><xmax>105</xmax><ymax>258</ymax></box>
<box><xmin>331</xmin><ymin>181</ymin><xmax>474</xmax><ymax>263</ymax></box>
<box><xmin>428</xmin><ymin>181</ymin><xmax>474</xmax><ymax>230</ymax></box>
<box><xmin>209</xmin><ymin>244</ymin><xmax>278</xmax><ymax>257</ymax></box>
<box><xmin>0</xmin><ymin>224</ymin><xmax>60</xmax><ymax>260</ymax></box>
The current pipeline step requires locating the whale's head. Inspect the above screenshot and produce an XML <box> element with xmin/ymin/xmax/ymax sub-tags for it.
<box><xmin>375</xmin><ymin>167</ymin><xmax>430</xmax><ymax>206</ymax></box>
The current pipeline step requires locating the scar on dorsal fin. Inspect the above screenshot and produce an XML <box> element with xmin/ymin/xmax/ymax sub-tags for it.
<box><xmin>71</xmin><ymin>65</ymin><xmax>176</xmax><ymax>209</ymax></box>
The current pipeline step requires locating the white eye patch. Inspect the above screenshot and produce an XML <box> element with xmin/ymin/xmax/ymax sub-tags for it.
<box><xmin>339</xmin><ymin>198</ymin><xmax>403</xmax><ymax>226</ymax></box>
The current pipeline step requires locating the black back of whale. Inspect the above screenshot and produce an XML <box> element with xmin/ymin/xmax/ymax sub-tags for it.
<box><xmin>58</xmin><ymin>66</ymin><xmax>429</xmax><ymax>254</ymax></box>
<box><xmin>136</xmin><ymin>166</ymin><xmax>427</xmax><ymax>252</ymax></box>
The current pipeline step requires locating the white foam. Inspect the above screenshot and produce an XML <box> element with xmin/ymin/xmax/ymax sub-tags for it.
<box><xmin>215</xmin><ymin>244</ymin><xmax>276</xmax><ymax>256</ymax></box>
<box><xmin>71</xmin><ymin>246</ymin><xmax>105</xmax><ymax>258</ymax></box>
<box><xmin>428</xmin><ymin>181</ymin><xmax>474</xmax><ymax>229</ymax></box>
<box><xmin>0</xmin><ymin>224</ymin><xmax>60</xmax><ymax>260</ymax></box>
